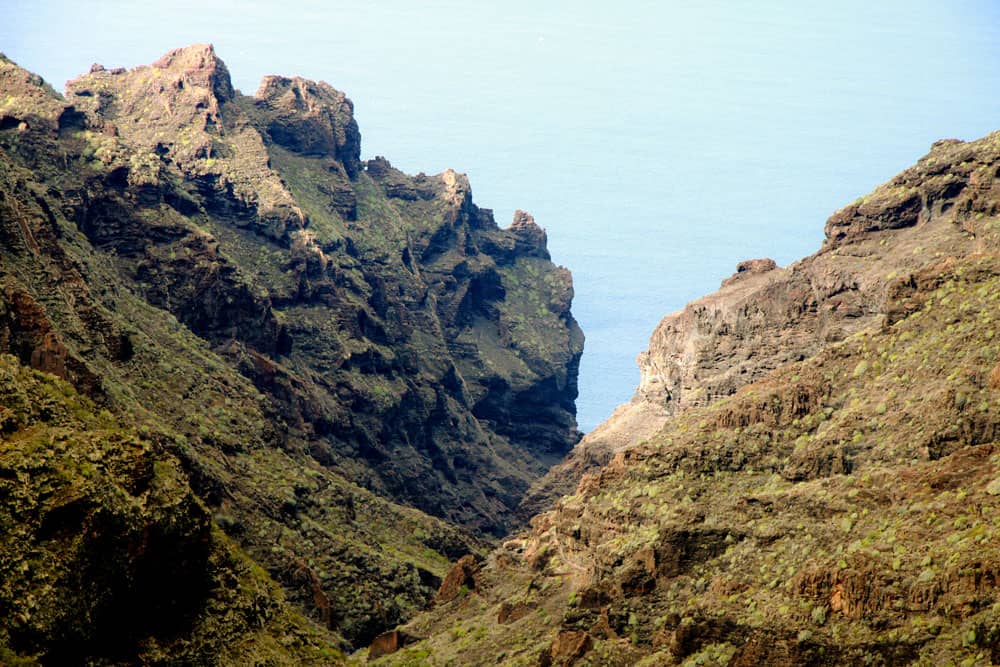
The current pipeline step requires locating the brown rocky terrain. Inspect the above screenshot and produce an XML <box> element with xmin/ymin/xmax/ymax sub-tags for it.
<box><xmin>0</xmin><ymin>44</ymin><xmax>582</xmax><ymax>660</ymax></box>
<box><xmin>371</xmin><ymin>132</ymin><xmax>1000</xmax><ymax>665</ymax></box>
<box><xmin>58</xmin><ymin>46</ymin><xmax>583</xmax><ymax>524</ymax></box>
<box><xmin>520</xmin><ymin>133</ymin><xmax>1000</xmax><ymax>519</ymax></box>
<box><xmin>3</xmin><ymin>41</ymin><xmax>999</xmax><ymax>666</ymax></box>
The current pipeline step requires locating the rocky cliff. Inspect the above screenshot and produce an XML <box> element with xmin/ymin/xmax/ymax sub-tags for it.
<box><xmin>373</xmin><ymin>132</ymin><xmax>1000</xmax><ymax>665</ymax></box>
<box><xmin>58</xmin><ymin>45</ymin><xmax>583</xmax><ymax>528</ymax></box>
<box><xmin>0</xmin><ymin>44</ymin><xmax>582</xmax><ymax>659</ymax></box>
<box><xmin>520</xmin><ymin>133</ymin><xmax>1000</xmax><ymax>518</ymax></box>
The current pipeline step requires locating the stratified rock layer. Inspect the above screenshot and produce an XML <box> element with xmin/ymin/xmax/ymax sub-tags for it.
<box><xmin>521</xmin><ymin>132</ymin><xmax>1000</xmax><ymax>516</ymax></box>
<box><xmin>0</xmin><ymin>44</ymin><xmax>582</xmax><ymax>657</ymax></box>
<box><xmin>58</xmin><ymin>46</ymin><xmax>583</xmax><ymax>533</ymax></box>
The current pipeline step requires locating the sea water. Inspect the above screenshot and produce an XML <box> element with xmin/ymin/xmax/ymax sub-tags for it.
<box><xmin>4</xmin><ymin>0</ymin><xmax>999</xmax><ymax>430</ymax></box>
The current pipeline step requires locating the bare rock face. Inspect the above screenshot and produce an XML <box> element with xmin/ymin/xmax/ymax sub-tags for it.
<box><xmin>509</xmin><ymin>209</ymin><xmax>550</xmax><ymax>257</ymax></box>
<box><xmin>540</xmin><ymin>630</ymin><xmax>592</xmax><ymax>666</ymax></box>
<box><xmin>151</xmin><ymin>43</ymin><xmax>235</xmax><ymax>101</ymax></box>
<box><xmin>638</xmin><ymin>135</ymin><xmax>998</xmax><ymax>418</ymax></box>
<box><xmin>434</xmin><ymin>554</ymin><xmax>483</xmax><ymax>604</ymax></box>
<box><xmin>0</xmin><ymin>282</ymin><xmax>105</xmax><ymax>395</ymax></box>
<box><xmin>520</xmin><ymin>131</ymin><xmax>1000</xmax><ymax>522</ymax></box>
<box><xmin>252</xmin><ymin>75</ymin><xmax>361</xmax><ymax>177</ymax></box>
<box><xmin>367</xmin><ymin>629</ymin><xmax>420</xmax><ymax>660</ymax></box>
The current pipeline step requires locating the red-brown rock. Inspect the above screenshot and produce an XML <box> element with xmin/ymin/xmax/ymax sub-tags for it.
<box><xmin>539</xmin><ymin>630</ymin><xmax>592</xmax><ymax>666</ymax></box>
<box><xmin>434</xmin><ymin>554</ymin><xmax>482</xmax><ymax>604</ymax></box>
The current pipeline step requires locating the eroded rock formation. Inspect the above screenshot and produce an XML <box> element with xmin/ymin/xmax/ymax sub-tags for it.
<box><xmin>388</xmin><ymin>131</ymin><xmax>1000</xmax><ymax>666</ymax></box>
<box><xmin>521</xmin><ymin>132</ymin><xmax>1000</xmax><ymax>517</ymax></box>
<box><xmin>0</xmin><ymin>44</ymin><xmax>582</xmax><ymax>658</ymax></box>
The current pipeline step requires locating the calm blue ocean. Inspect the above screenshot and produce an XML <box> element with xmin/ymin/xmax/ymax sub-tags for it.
<box><xmin>4</xmin><ymin>1</ymin><xmax>998</xmax><ymax>430</ymax></box>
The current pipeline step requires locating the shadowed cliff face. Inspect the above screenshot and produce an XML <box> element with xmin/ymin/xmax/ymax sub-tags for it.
<box><xmin>52</xmin><ymin>43</ymin><xmax>583</xmax><ymax>534</ymax></box>
<box><xmin>376</xmin><ymin>134</ymin><xmax>1000</xmax><ymax>666</ymax></box>
<box><xmin>0</xmin><ymin>44</ymin><xmax>581</xmax><ymax>655</ymax></box>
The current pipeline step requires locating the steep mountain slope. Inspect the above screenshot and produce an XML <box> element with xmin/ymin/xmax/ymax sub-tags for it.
<box><xmin>0</xmin><ymin>356</ymin><xmax>344</xmax><ymax>665</ymax></box>
<box><xmin>58</xmin><ymin>44</ymin><xmax>583</xmax><ymax>531</ymax></box>
<box><xmin>520</xmin><ymin>133</ymin><xmax>1000</xmax><ymax>519</ymax></box>
<box><xmin>0</xmin><ymin>44</ymin><xmax>581</xmax><ymax>656</ymax></box>
<box><xmin>371</xmin><ymin>133</ymin><xmax>1000</xmax><ymax>665</ymax></box>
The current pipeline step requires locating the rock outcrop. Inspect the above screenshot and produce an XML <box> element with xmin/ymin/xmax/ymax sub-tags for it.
<box><xmin>0</xmin><ymin>44</ymin><xmax>582</xmax><ymax>656</ymax></box>
<box><xmin>48</xmin><ymin>43</ymin><xmax>583</xmax><ymax>533</ymax></box>
<box><xmin>520</xmin><ymin>132</ymin><xmax>1000</xmax><ymax>516</ymax></box>
<box><xmin>378</xmin><ymin>131</ymin><xmax>1000</xmax><ymax>666</ymax></box>
<box><xmin>642</xmin><ymin>135</ymin><xmax>998</xmax><ymax>417</ymax></box>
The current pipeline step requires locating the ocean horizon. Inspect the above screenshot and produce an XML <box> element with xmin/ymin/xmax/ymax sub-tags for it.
<box><xmin>5</xmin><ymin>0</ymin><xmax>998</xmax><ymax>431</ymax></box>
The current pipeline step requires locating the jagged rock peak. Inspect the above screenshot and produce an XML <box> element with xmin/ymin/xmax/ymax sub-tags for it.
<box><xmin>509</xmin><ymin>209</ymin><xmax>548</xmax><ymax>254</ymax></box>
<box><xmin>65</xmin><ymin>43</ymin><xmax>236</xmax><ymax>128</ymax></box>
<box><xmin>510</xmin><ymin>209</ymin><xmax>539</xmax><ymax>232</ymax></box>
<box><xmin>64</xmin><ymin>45</ymin><xmax>310</xmax><ymax>242</ymax></box>
<box><xmin>253</xmin><ymin>74</ymin><xmax>362</xmax><ymax>176</ymax></box>
<box><xmin>255</xmin><ymin>74</ymin><xmax>352</xmax><ymax>113</ymax></box>
<box><xmin>150</xmin><ymin>43</ymin><xmax>234</xmax><ymax>102</ymax></box>
<box><xmin>440</xmin><ymin>167</ymin><xmax>470</xmax><ymax>192</ymax></box>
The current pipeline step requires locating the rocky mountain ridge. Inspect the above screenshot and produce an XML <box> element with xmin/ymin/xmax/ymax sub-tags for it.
<box><xmin>3</xmin><ymin>42</ymin><xmax>998</xmax><ymax>667</ymax></box>
<box><xmin>519</xmin><ymin>133</ymin><xmax>1000</xmax><ymax>520</ymax></box>
<box><xmin>0</xmin><ymin>44</ymin><xmax>582</xmax><ymax>661</ymax></box>
<box><xmin>373</xmin><ymin>132</ymin><xmax>1000</xmax><ymax>665</ymax></box>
